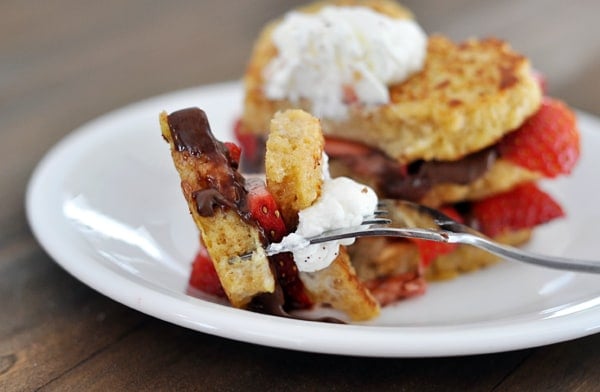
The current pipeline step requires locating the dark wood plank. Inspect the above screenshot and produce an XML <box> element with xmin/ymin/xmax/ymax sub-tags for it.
<box><xmin>0</xmin><ymin>248</ymin><xmax>148</xmax><ymax>390</ymax></box>
<box><xmin>496</xmin><ymin>334</ymin><xmax>600</xmax><ymax>391</ymax></box>
<box><xmin>41</xmin><ymin>318</ymin><xmax>531</xmax><ymax>391</ymax></box>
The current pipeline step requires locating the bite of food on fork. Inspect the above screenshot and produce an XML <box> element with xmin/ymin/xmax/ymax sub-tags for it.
<box><xmin>257</xmin><ymin>198</ymin><xmax>600</xmax><ymax>274</ymax></box>
<box><xmin>160</xmin><ymin>105</ymin><xmax>588</xmax><ymax>322</ymax></box>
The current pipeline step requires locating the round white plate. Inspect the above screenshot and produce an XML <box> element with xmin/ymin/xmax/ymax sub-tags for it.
<box><xmin>26</xmin><ymin>81</ymin><xmax>600</xmax><ymax>357</ymax></box>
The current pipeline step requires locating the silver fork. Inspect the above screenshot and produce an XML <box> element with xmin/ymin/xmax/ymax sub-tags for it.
<box><xmin>260</xmin><ymin>199</ymin><xmax>600</xmax><ymax>274</ymax></box>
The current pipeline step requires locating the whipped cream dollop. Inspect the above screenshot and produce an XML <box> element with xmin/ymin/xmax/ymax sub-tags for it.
<box><xmin>270</xmin><ymin>155</ymin><xmax>378</xmax><ymax>272</ymax></box>
<box><xmin>263</xmin><ymin>6</ymin><xmax>427</xmax><ymax>120</ymax></box>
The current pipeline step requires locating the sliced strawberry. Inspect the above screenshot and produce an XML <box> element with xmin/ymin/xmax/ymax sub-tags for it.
<box><xmin>364</xmin><ymin>272</ymin><xmax>427</xmax><ymax>306</ymax></box>
<box><xmin>189</xmin><ymin>242</ymin><xmax>225</xmax><ymax>297</ymax></box>
<box><xmin>324</xmin><ymin>136</ymin><xmax>373</xmax><ymax>157</ymax></box>
<box><xmin>246</xmin><ymin>178</ymin><xmax>311</xmax><ymax>308</ymax></box>
<box><xmin>272</xmin><ymin>254</ymin><xmax>312</xmax><ymax>309</ymax></box>
<box><xmin>499</xmin><ymin>97</ymin><xmax>580</xmax><ymax>178</ymax></box>
<box><xmin>411</xmin><ymin>206</ymin><xmax>463</xmax><ymax>267</ymax></box>
<box><xmin>471</xmin><ymin>182</ymin><xmax>564</xmax><ymax>238</ymax></box>
<box><xmin>223</xmin><ymin>141</ymin><xmax>241</xmax><ymax>166</ymax></box>
<box><xmin>413</xmin><ymin>240</ymin><xmax>457</xmax><ymax>268</ymax></box>
<box><xmin>246</xmin><ymin>178</ymin><xmax>288</xmax><ymax>242</ymax></box>
<box><xmin>233</xmin><ymin>119</ymin><xmax>258</xmax><ymax>163</ymax></box>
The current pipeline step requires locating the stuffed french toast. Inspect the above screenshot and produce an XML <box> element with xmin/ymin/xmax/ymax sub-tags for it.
<box><xmin>234</xmin><ymin>0</ymin><xmax>580</xmax><ymax>299</ymax></box>
<box><xmin>161</xmin><ymin>108</ymin><xmax>380</xmax><ymax>321</ymax></box>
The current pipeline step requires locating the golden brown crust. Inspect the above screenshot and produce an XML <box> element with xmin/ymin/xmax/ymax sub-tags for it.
<box><xmin>265</xmin><ymin>109</ymin><xmax>379</xmax><ymax>320</ymax></box>
<box><xmin>241</xmin><ymin>1</ymin><xmax>542</xmax><ymax>164</ymax></box>
<box><xmin>299</xmin><ymin>247</ymin><xmax>380</xmax><ymax>321</ymax></box>
<box><xmin>160</xmin><ymin>112</ymin><xmax>274</xmax><ymax>308</ymax></box>
<box><xmin>265</xmin><ymin>110</ymin><xmax>324</xmax><ymax>228</ymax></box>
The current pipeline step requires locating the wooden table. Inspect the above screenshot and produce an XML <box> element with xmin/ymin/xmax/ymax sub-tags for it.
<box><xmin>2</xmin><ymin>0</ymin><xmax>600</xmax><ymax>390</ymax></box>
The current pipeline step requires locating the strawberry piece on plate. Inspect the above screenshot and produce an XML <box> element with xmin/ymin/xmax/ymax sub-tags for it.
<box><xmin>499</xmin><ymin>97</ymin><xmax>580</xmax><ymax>178</ymax></box>
<box><xmin>471</xmin><ymin>182</ymin><xmax>565</xmax><ymax>238</ymax></box>
<box><xmin>223</xmin><ymin>141</ymin><xmax>241</xmax><ymax>167</ymax></box>
<box><xmin>324</xmin><ymin>136</ymin><xmax>373</xmax><ymax>157</ymax></box>
<box><xmin>246</xmin><ymin>178</ymin><xmax>288</xmax><ymax>242</ymax></box>
<box><xmin>189</xmin><ymin>242</ymin><xmax>225</xmax><ymax>297</ymax></box>
<box><xmin>246</xmin><ymin>178</ymin><xmax>312</xmax><ymax>308</ymax></box>
<box><xmin>271</xmin><ymin>253</ymin><xmax>313</xmax><ymax>309</ymax></box>
<box><xmin>364</xmin><ymin>272</ymin><xmax>427</xmax><ymax>306</ymax></box>
<box><xmin>412</xmin><ymin>206</ymin><xmax>462</xmax><ymax>267</ymax></box>
<box><xmin>233</xmin><ymin>119</ymin><xmax>259</xmax><ymax>163</ymax></box>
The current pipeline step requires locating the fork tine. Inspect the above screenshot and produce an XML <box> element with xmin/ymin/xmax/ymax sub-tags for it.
<box><xmin>361</xmin><ymin>217</ymin><xmax>392</xmax><ymax>225</ymax></box>
<box><xmin>242</xmin><ymin>199</ymin><xmax>600</xmax><ymax>274</ymax></box>
<box><xmin>361</xmin><ymin>206</ymin><xmax>391</xmax><ymax>224</ymax></box>
<box><xmin>394</xmin><ymin>199</ymin><xmax>467</xmax><ymax>232</ymax></box>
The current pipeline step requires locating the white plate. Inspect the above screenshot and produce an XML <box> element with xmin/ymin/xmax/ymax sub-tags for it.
<box><xmin>26</xmin><ymin>81</ymin><xmax>600</xmax><ymax>357</ymax></box>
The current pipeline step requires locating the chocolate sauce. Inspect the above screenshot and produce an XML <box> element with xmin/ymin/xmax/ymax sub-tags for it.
<box><xmin>249</xmin><ymin>278</ymin><xmax>345</xmax><ymax>324</ymax></box>
<box><xmin>333</xmin><ymin>146</ymin><xmax>497</xmax><ymax>201</ymax></box>
<box><xmin>168</xmin><ymin>108</ymin><xmax>220</xmax><ymax>156</ymax></box>
<box><xmin>382</xmin><ymin>147</ymin><xmax>498</xmax><ymax>200</ymax></box>
<box><xmin>167</xmin><ymin>108</ymin><xmax>248</xmax><ymax>217</ymax></box>
<box><xmin>192</xmin><ymin>189</ymin><xmax>236</xmax><ymax>217</ymax></box>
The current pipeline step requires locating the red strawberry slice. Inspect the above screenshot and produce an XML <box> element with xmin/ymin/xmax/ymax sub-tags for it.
<box><xmin>271</xmin><ymin>254</ymin><xmax>312</xmax><ymax>309</ymax></box>
<box><xmin>223</xmin><ymin>141</ymin><xmax>241</xmax><ymax>166</ymax></box>
<box><xmin>412</xmin><ymin>206</ymin><xmax>463</xmax><ymax>267</ymax></box>
<box><xmin>364</xmin><ymin>272</ymin><xmax>427</xmax><ymax>306</ymax></box>
<box><xmin>246</xmin><ymin>178</ymin><xmax>312</xmax><ymax>308</ymax></box>
<box><xmin>189</xmin><ymin>241</ymin><xmax>225</xmax><ymax>297</ymax></box>
<box><xmin>498</xmin><ymin>97</ymin><xmax>580</xmax><ymax>178</ymax></box>
<box><xmin>246</xmin><ymin>178</ymin><xmax>288</xmax><ymax>242</ymax></box>
<box><xmin>233</xmin><ymin>119</ymin><xmax>259</xmax><ymax>163</ymax></box>
<box><xmin>413</xmin><ymin>240</ymin><xmax>457</xmax><ymax>268</ymax></box>
<box><xmin>471</xmin><ymin>182</ymin><xmax>564</xmax><ymax>238</ymax></box>
<box><xmin>324</xmin><ymin>136</ymin><xmax>373</xmax><ymax>157</ymax></box>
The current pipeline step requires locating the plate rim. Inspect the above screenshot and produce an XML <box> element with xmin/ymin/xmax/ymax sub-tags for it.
<box><xmin>25</xmin><ymin>81</ymin><xmax>600</xmax><ymax>357</ymax></box>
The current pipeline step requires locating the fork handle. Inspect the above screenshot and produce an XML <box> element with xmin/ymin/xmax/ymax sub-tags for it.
<box><xmin>449</xmin><ymin>232</ymin><xmax>600</xmax><ymax>274</ymax></box>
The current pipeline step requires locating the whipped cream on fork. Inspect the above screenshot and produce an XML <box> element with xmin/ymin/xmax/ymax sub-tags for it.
<box><xmin>271</xmin><ymin>155</ymin><xmax>378</xmax><ymax>272</ymax></box>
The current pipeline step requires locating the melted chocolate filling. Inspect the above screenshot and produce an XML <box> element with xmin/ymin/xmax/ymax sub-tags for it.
<box><xmin>382</xmin><ymin>147</ymin><xmax>498</xmax><ymax>200</ymax></box>
<box><xmin>333</xmin><ymin>146</ymin><xmax>497</xmax><ymax>201</ymax></box>
<box><xmin>238</xmin><ymin>132</ymin><xmax>498</xmax><ymax>201</ymax></box>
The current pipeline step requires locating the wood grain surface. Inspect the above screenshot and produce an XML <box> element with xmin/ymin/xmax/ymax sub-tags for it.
<box><xmin>2</xmin><ymin>0</ymin><xmax>600</xmax><ymax>390</ymax></box>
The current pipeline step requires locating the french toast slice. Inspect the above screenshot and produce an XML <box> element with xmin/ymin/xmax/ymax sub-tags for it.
<box><xmin>241</xmin><ymin>1</ymin><xmax>542</xmax><ymax>164</ymax></box>
<box><xmin>160</xmin><ymin>109</ymin><xmax>274</xmax><ymax>308</ymax></box>
<box><xmin>265</xmin><ymin>110</ymin><xmax>380</xmax><ymax>321</ymax></box>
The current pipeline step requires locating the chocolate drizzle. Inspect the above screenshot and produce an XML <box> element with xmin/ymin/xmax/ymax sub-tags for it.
<box><xmin>169</xmin><ymin>108</ymin><xmax>219</xmax><ymax>156</ymax></box>
<box><xmin>249</xmin><ymin>275</ymin><xmax>345</xmax><ymax>324</ymax></box>
<box><xmin>332</xmin><ymin>146</ymin><xmax>498</xmax><ymax>201</ymax></box>
<box><xmin>192</xmin><ymin>189</ymin><xmax>237</xmax><ymax>217</ymax></box>
<box><xmin>166</xmin><ymin>108</ymin><xmax>248</xmax><ymax>218</ymax></box>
